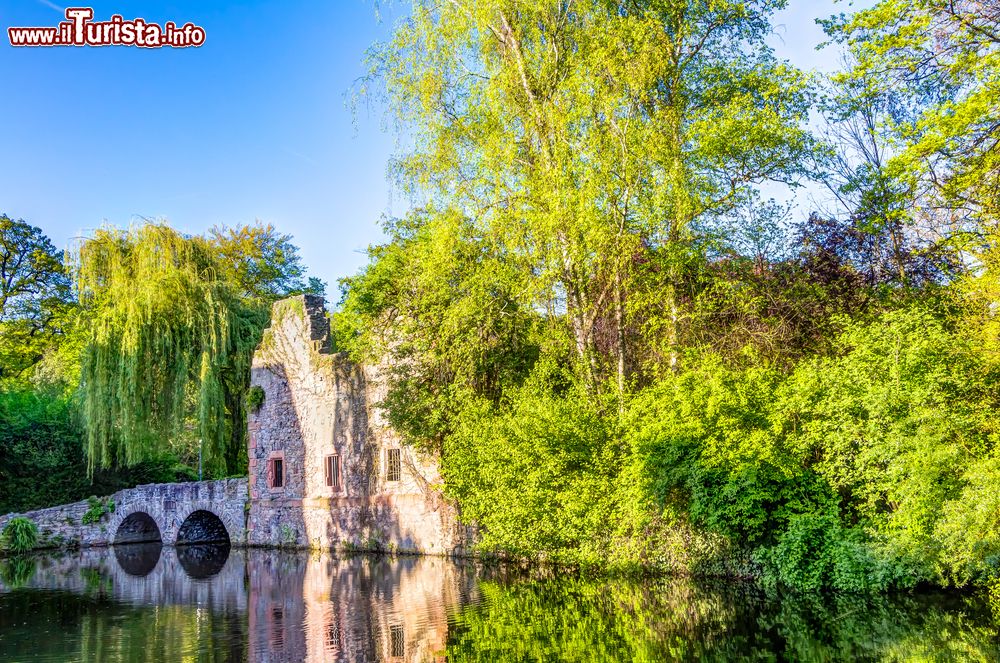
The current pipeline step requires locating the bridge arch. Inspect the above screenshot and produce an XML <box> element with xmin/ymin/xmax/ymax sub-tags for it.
<box><xmin>176</xmin><ymin>509</ymin><xmax>230</xmax><ymax>545</ymax></box>
<box><xmin>113</xmin><ymin>510</ymin><xmax>162</xmax><ymax>545</ymax></box>
<box><xmin>168</xmin><ymin>498</ymin><xmax>244</xmax><ymax>546</ymax></box>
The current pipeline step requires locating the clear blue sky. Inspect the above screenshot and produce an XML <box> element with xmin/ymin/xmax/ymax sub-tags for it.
<box><xmin>0</xmin><ymin>0</ymin><xmax>867</xmax><ymax>293</ymax></box>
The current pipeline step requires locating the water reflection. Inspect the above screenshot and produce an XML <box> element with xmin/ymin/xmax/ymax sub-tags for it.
<box><xmin>113</xmin><ymin>541</ymin><xmax>161</xmax><ymax>576</ymax></box>
<box><xmin>445</xmin><ymin>576</ymin><xmax>1000</xmax><ymax>661</ymax></box>
<box><xmin>0</xmin><ymin>556</ymin><xmax>35</xmax><ymax>590</ymax></box>
<box><xmin>248</xmin><ymin>552</ymin><xmax>471</xmax><ymax>662</ymax></box>
<box><xmin>0</xmin><ymin>547</ymin><xmax>996</xmax><ymax>662</ymax></box>
<box><xmin>178</xmin><ymin>542</ymin><xmax>231</xmax><ymax>578</ymax></box>
<box><xmin>0</xmin><ymin>545</ymin><xmax>247</xmax><ymax>662</ymax></box>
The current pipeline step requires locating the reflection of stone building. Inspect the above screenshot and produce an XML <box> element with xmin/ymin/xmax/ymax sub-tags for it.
<box><xmin>247</xmin><ymin>295</ymin><xmax>470</xmax><ymax>555</ymax></box>
<box><xmin>248</xmin><ymin>551</ymin><xmax>469</xmax><ymax>663</ymax></box>
<box><xmin>0</xmin><ymin>545</ymin><xmax>473</xmax><ymax>663</ymax></box>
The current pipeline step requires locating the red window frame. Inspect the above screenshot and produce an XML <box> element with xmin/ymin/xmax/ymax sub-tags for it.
<box><xmin>267</xmin><ymin>453</ymin><xmax>285</xmax><ymax>490</ymax></box>
<box><xmin>325</xmin><ymin>454</ymin><xmax>341</xmax><ymax>491</ymax></box>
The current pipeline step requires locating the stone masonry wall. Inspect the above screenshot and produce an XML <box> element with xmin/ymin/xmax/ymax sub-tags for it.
<box><xmin>0</xmin><ymin>496</ymin><xmax>114</xmax><ymax>550</ymax></box>
<box><xmin>247</xmin><ymin>295</ymin><xmax>470</xmax><ymax>555</ymax></box>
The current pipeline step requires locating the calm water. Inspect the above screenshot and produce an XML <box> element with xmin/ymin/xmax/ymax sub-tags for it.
<box><xmin>0</xmin><ymin>545</ymin><xmax>997</xmax><ymax>662</ymax></box>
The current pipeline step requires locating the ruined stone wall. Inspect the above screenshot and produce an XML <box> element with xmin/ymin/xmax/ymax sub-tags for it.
<box><xmin>247</xmin><ymin>295</ymin><xmax>470</xmax><ymax>555</ymax></box>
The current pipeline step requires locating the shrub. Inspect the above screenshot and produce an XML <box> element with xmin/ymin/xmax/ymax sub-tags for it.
<box><xmin>777</xmin><ymin>308</ymin><xmax>1000</xmax><ymax>587</ymax></box>
<box><xmin>279</xmin><ymin>524</ymin><xmax>297</xmax><ymax>547</ymax></box>
<box><xmin>81</xmin><ymin>496</ymin><xmax>114</xmax><ymax>525</ymax></box>
<box><xmin>246</xmin><ymin>385</ymin><xmax>265</xmax><ymax>413</ymax></box>
<box><xmin>444</xmin><ymin>373</ymin><xmax>619</xmax><ymax>567</ymax></box>
<box><xmin>764</xmin><ymin>514</ymin><xmax>902</xmax><ymax>592</ymax></box>
<box><xmin>2</xmin><ymin>517</ymin><xmax>38</xmax><ymax>553</ymax></box>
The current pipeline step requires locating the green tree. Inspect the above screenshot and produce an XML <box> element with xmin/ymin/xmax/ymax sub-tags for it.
<box><xmin>814</xmin><ymin>65</ymin><xmax>922</xmax><ymax>287</ymax></box>
<box><xmin>365</xmin><ymin>0</ymin><xmax>815</xmax><ymax>398</ymax></box>
<box><xmin>208</xmin><ymin>222</ymin><xmax>311</xmax><ymax>301</ymax></box>
<box><xmin>71</xmin><ymin>224</ymin><xmax>262</xmax><ymax>475</ymax></box>
<box><xmin>0</xmin><ymin>215</ymin><xmax>74</xmax><ymax>386</ymax></box>
<box><xmin>339</xmin><ymin>0</ymin><xmax>880</xmax><ymax>582</ymax></box>
<box><xmin>0</xmin><ymin>215</ymin><xmax>67</xmax><ymax>321</ymax></box>
<box><xmin>824</xmin><ymin>1</ymin><xmax>1000</xmax><ymax>226</ymax></box>
<box><xmin>335</xmin><ymin>209</ymin><xmax>537</xmax><ymax>451</ymax></box>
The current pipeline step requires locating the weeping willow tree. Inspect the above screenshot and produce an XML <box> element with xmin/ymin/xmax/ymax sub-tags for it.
<box><xmin>72</xmin><ymin>224</ymin><xmax>264</xmax><ymax>476</ymax></box>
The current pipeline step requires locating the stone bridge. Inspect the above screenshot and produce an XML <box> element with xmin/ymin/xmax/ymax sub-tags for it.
<box><xmin>0</xmin><ymin>478</ymin><xmax>248</xmax><ymax>549</ymax></box>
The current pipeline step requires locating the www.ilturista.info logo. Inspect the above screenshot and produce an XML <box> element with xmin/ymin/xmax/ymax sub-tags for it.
<box><xmin>8</xmin><ymin>7</ymin><xmax>205</xmax><ymax>48</ymax></box>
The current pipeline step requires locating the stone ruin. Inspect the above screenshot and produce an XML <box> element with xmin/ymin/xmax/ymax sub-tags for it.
<box><xmin>246</xmin><ymin>294</ymin><xmax>471</xmax><ymax>555</ymax></box>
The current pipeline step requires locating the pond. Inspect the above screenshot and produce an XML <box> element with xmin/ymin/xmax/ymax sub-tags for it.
<box><xmin>0</xmin><ymin>545</ymin><xmax>996</xmax><ymax>661</ymax></box>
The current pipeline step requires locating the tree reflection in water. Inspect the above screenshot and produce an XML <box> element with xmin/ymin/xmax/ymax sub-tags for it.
<box><xmin>445</xmin><ymin>575</ymin><xmax>1000</xmax><ymax>662</ymax></box>
<box><xmin>0</xmin><ymin>548</ymin><xmax>996</xmax><ymax>661</ymax></box>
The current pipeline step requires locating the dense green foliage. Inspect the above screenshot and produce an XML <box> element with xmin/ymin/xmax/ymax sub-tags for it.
<box><xmin>628</xmin><ymin>309</ymin><xmax>1000</xmax><ymax>590</ymax></box>
<box><xmin>1</xmin><ymin>518</ymin><xmax>38</xmax><ymax>553</ymax></box>
<box><xmin>328</xmin><ymin>0</ymin><xmax>1000</xmax><ymax>591</ymax></box>
<box><xmin>0</xmin><ymin>389</ymin><xmax>197</xmax><ymax>514</ymax></box>
<box><xmin>245</xmin><ymin>385</ymin><xmax>265</xmax><ymax>413</ymax></box>
<box><xmin>435</xmin><ymin>309</ymin><xmax>1000</xmax><ymax>589</ymax></box>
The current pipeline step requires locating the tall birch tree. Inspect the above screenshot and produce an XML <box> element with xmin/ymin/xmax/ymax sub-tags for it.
<box><xmin>366</xmin><ymin>0</ymin><xmax>814</xmax><ymax>396</ymax></box>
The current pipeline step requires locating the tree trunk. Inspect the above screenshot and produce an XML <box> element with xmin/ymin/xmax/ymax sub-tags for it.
<box><xmin>615</xmin><ymin>266</ymin><xmax>626</xmax><ymax>408</ymax></box>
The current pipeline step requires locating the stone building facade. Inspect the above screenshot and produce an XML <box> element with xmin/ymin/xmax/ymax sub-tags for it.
<box><xmin>246</xmin><ymin>295</ymin><xmax>469</xmax><ymax>555</ymax></box>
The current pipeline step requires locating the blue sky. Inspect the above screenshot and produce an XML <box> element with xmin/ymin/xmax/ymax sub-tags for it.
<box><xmin>0</xmin><ymin>0</ymin><xmax>869</xmax><ymax>293</ymax></box>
